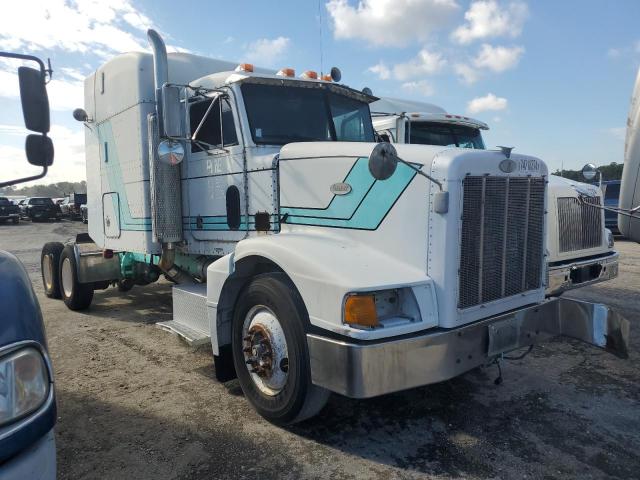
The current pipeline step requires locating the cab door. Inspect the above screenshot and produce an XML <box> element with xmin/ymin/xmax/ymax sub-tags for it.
<box><xmin>183</xmin><ymin>92</ymin><xmax>246</xmax><ymax>243</ymax></box>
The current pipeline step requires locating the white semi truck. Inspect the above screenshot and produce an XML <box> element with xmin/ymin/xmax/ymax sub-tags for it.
<box><xmin>40</xmin><ymin>31</ymin><xmax>629</xmax><ymax>425</ymax></box>
<box><xmin>620</xmin><ymin>66</ymin><xmax>640</xmax><ymax>242</ymax></box>
<box><xmin>371</xmin><ymin>98</ymin><xmax>619</xmax><ymax>296</ymax></box>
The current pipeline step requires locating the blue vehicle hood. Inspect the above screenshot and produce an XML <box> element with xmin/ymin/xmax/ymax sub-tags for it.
<box><xmin>0</xmin><ymin>250</ymin><xmax>56</xmax><ymax>464</ymax></box>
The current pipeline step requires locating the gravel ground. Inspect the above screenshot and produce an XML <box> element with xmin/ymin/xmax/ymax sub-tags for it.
<box><xmin>1</xmin><ymin>220</ymin><xmax>639</xmax><ymax>480</ymax></box>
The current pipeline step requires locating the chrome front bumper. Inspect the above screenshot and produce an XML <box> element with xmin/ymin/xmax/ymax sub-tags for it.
<box><xmin>547</xmin><ymin>251</ymin><xmax>619</xmax><ymax>296</ymax></box>
<box><xmin>307</xmin><ymin>297</ymin><xmax>629</xmax><ymax>398</ymax></box>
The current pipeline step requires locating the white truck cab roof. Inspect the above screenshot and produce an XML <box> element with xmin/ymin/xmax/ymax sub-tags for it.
<box><xmin>371</xmin><ymin>97</ymin><xmax>489</xmax><ymax>131</ymax></box>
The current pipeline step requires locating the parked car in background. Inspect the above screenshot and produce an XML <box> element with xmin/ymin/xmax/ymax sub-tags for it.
<box><xmin>59</xmin><ymin>193</ymin><xmax>87</xmax><ymax>220</ymax></box>
<box><xmin>0</xmin><ymin>197</ymin><xmax>20</xmax><ymax>224</ymax></box>
<box><xmin>80</xmin><ymin>203</ymin><xmax>88</xmax><ymax>224</ymax></box>
<box><xmin>53</xmin><ymin>198</ymin><xmax>65</xmax><ymax>205</ymax></box>
<box><xmin>602</xmin><ymin>180</ymin><xmax>621</xmax><ymax>234</ymax></box>
<box><xmin>18</xmin><ymin>197</ymin><xmax>62</xmax><ymax>222</ymax></box>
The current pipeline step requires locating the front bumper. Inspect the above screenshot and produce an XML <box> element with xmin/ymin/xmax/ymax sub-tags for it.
<box><xmin>0</xmin><ymin>430</ymin><xmax>56</xmax><ymax>480</ymax></box>
<box><xmin>547</xmin><ymin>251</ymin><xmax>619</xmax><ymax>296</ymax></box>
<box><xmin>307</xmin><ymin>297</ymin><xmax>629</xmax><ymax>398</ymax></box>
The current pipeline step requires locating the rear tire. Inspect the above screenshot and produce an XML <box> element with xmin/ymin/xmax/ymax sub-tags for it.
<box><xmin>41</xmin><ymin>242</ymin><xmax>64</xmax><ymax>299</ymax></box>
<box><xmin>59</xmin><ymin>245</ymin><xmax>94</xmax><ymax>310</ymax></box>
<box><xmin>11</xmin><ymin>217</ymin><xmax>18</xmax><ymax>224</ymax></box>
<box><xmin>117</xmin><ymin>279</ymin><xmax>134</xmax><ymax>292</ymax></box>
<box><xmin>231</xmin><ymin>273</ymin><xmax>329</xmax><ymax>425</ymax></box>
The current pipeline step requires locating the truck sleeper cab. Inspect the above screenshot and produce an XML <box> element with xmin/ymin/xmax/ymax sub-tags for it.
<box><xmin>371</xmin><ymin>97</ymin><xmax>619</xmax><ymax>297</ymax></box>
<box><xmin>42</xmin><ymin>31</ymin><xmax>629</xmax><ymax>425</ymax></box>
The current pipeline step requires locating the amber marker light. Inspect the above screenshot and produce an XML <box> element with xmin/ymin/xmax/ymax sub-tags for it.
<box><xmin>344</xmin><ymin>294</ymin><xmax>379</xmax><ymax>328</ymax></box>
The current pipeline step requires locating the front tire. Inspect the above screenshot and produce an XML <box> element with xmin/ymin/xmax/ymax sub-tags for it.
<box><xmin>41</xmin><ymin>242</ymin><xmax>64</xmax><ymax>299</ymax></box>
<box><xmin>232</xmin><ymin>273</ymin><xmax>329</xmax><ymax>425</ymax></box>
<box><xmin>59</xmin><ymin>245</ymin><xmax>94</xmax><ymax>310</ymax></box>
<box><xmin>11</xmin><ymin>217</ymin><xmax>18</xmax><ymax>224</ymax></box>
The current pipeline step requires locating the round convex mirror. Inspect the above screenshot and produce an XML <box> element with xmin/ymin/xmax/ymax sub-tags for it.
<box><xmin>158</xmin><ymin>140</ymin><xmax>185</xmax><ymax>166</ymax></box>
<box><xmin>582</xmin><ymin>163</ymin><xmax>598</xmax><ymax>181</ymax></box>
<box><xmin>368</xmin><ymin>143</ymin><xmax>399</xmax><ymax>180</ymax></box>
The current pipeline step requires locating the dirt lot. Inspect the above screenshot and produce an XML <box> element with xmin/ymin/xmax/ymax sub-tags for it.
<box><xmin>1</xmin><ymin>220</ymin><xmax>639</xmax><ymax>479</ymax></box>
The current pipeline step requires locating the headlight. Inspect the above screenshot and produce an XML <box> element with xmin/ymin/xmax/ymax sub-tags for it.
<box><xmin>0</xmin><ymin>348</ymin><xmax>50</xmax><ymax>427</ymax></box>
<box><xmin>343</xmin><ymin>288</ymin><xmax>420</xmax><ymax>329</ymax></box>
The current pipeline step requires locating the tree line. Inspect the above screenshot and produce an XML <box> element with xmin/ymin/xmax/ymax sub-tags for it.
<box><xmin>552</xmin><ymin>162</ymin><xmax>623</xmax><ymax>182</ymax></box>
<box><xmin>0</xmin><ymin>181</ymin><xmax>87</xmax><ymax>198</ymax></box>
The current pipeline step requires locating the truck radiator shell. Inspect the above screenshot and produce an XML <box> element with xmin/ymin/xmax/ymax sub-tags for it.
<box><xmin>148</xmin><ymin>114</ymin><xmax>183</xmax><ymax>243</ymax></box>
<box><xmin>458</xmin><ymin>176</ymin><xmax>545</xmax><ymax>309</ymax></box>
<box><xmin>557</xmin><ymin>196</ymin><xmax>602</xmax><ymax>253</ymax></box>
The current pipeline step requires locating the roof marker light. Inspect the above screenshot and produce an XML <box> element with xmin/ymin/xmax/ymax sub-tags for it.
<box><xmin>277</xmin><ymin>68</ymin><xmax>295</xmax><ymax>77</ymax></box>
<box><xmin>235</xmin><ymin>63</ymin><xmax>254</xmax><ymax>72</ymax></box>
<box><xmin>301</xmin><ymin>70</ymin><xmax>318</xmax><ymax>79</ymax></box>
<box><xmin>321</xmin><ymin>74</ymin><xmax>332</xmax><ymax>82</ymax></box>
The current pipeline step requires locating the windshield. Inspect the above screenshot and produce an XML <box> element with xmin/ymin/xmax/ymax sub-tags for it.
<box><xmin>0</xmin><ymin>198</ymin><xmax>10</xmax><ymax>206</ymax></box>
<box><xmin>29</xmin><ymin>198</ymin><xmax>53</xmax><ymax>205</ymax></box>
<box><xmin>241</xmin><ymin>83</ymin><xmax>375</xmax><ymax>145</ymax></box>
<box><xmin>409</xmin><ymin>122</ymin><xmax>485</xmax><ymax>149</ymax></box>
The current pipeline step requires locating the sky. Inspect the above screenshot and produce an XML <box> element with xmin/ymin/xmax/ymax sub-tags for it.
<box><xmin>0</xmin><ymin>0</ymin><xmax>639</xmax><ymax>185</ymax></box>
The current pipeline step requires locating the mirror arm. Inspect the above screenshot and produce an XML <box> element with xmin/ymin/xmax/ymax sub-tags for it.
<box><xmin>0</xmin><ymin>166</ymin><xmax>47</xmax><ymax>189</ymax></box>
<box><xmin>397</xmin><ymin>158</ymin><xmax>443</xmax><ymax>191</ymax></box>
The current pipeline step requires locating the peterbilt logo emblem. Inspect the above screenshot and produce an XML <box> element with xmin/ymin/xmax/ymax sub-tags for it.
<box><xmin>330</xmin><ymin>182</ymin><xmax>352</xmax><ymax>195</ymax></box>
<box><xmin>499</xmin><ymin>158</ymin><xmax>540</xmax><ymax>173</ymax></box>
<box><xmin>499</xmin><ymin>159</ymin><xmax>517</xmax><ymax>173</ymax></box>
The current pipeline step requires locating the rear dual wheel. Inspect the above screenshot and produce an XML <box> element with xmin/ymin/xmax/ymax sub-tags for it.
<box><xmin>59</xmin><ymin>245</ymin><xmax>93</xmax><ymax>310</ymax></box>
<box><xmin>232</xmin><ymin>273</ymin><xmax>329</xmax><ymax>425</ymax></box>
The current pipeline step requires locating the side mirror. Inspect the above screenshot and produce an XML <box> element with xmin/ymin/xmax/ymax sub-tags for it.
<box><xmin>368</xmin><ymin>142</ymin><xmax>399</xmax><ymax>180</ymax></box>
<box><xmin>158</xmin><ymin>140</ymin><xmax>185</xmax><ymax>166</ymax></box>
<box><xmin>162</xmin><ymin>84</ymin><xmax>184</xmax><ymax>138</ymax></box>
<box><xmin>26</xmin><ymin>134</ymin><xmax>54</xmax><ymax>167</ymax></box>
<box><xmin>18</xmin><ymin>66</ymin><xmax>50</xmax><ymax>134</ymax></box>
<box><xmin>582</xmin><ymin>163</ymin><xmax>598</xmax><ymax>181</ymax></box>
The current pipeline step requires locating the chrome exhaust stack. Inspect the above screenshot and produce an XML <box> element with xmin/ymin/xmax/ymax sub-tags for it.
<box><xmin>147</xmin><ymin>29</ymin><xmax>183</xmax><ymax>272</ymax></box>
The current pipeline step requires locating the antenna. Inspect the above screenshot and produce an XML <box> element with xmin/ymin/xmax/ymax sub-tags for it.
<box><xmin>318</xmin><ymin>0</ymin><xmax>324</xmax><ymax>76</ymax></box>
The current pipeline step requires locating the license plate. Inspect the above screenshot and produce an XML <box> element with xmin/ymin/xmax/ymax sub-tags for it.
<box><xmin>487</xmin><ymin>316</ymin><xmax>521</xmax><ymax>357</ymax></box>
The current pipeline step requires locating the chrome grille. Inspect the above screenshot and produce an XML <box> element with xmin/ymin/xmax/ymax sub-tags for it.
<box><xmin>459</xmin><ymin>176</ymin><xmax>545</xmax><ymax>309</ymax></box>
<box><xmin>557</xmin><ymin>196</ymin><xmax>602</xmax><ymax>252</ymax></box>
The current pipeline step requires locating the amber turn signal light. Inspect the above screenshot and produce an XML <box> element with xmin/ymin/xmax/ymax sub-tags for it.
<box><xmin>344</xmin><ymin>294</ymin><xmax>378</xmax><ymax>328</ymax></box>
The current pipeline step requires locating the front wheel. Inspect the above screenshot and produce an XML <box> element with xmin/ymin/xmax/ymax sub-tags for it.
<box><xmin>11</xmin><ymin>217</ymin><xmax>18</xmax><ymax>224</ymax></box>
<box><xmin>232</xmin><ymin>273</ymin><xmax>329</xmax><ymax>425</ymax></box>
<box><xmin>59</xmin><ymin>245</ymin><xmax>94</xmax><ymax>310</ymax></box>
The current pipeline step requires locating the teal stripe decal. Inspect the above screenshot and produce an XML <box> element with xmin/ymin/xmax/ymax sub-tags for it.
<box><xmin>97</xmin><ymin>121</ymin><xmax>152</xmax><ymax>231</ymax></box>
<box><xmin>281</xmin><ymin>159</ymin><xmax>417</xmax><ymax>230</ymax></box>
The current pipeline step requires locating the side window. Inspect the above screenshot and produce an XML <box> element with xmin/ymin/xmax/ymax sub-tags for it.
<box><xmin>189</xmin><ymin>96</ymin><xmax>238</xmax><ymax>153</ymax></box>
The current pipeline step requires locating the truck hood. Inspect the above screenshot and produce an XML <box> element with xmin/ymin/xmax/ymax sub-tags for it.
<box><xmin>546</xmin><ymin>175</ymin><xmax>609</xmax><ymax>263</ymax></box>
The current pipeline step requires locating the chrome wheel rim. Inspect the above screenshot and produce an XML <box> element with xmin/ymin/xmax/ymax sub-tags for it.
<box><xmin>42</xmin><ymin>255</ymin><xmax>53</xmax><ymax>291</ymax></box>
<box><xmin>61</xmin><ymin>257</ymin><xmax>73</xmax><ymax>298</ymax></box>
<box><xmin>242</xmin><ymin>305</ymin><xmax>289</xmax><ymax>396</ymax></box>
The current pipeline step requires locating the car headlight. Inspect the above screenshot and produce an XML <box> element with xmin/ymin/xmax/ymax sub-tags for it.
<box><xmin>0</xmin><ymin>348</ymin><xmax>50</xmax><ymax>427</ymax></box>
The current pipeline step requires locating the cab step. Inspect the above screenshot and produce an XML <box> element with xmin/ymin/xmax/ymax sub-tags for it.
<box><xmin>156</xmin><ymin>283</ymin><xmax>210</xmax><ymax>346</ymax></box>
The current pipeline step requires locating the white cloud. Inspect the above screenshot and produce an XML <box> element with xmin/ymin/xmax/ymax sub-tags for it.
<box><xmin>467</xmin><ymin>93</ymin><xmax>508</xmax><ymax>113</ymax></box>
<box><xmin>244</xmin><ymin>37</ymin><xmax>290</xmax><ymax>66</ymax></box>
<box><xmin>392</xmin><ymin>48</ymin><xmax>446</xmax><ymax>80</ymax></box>
<box><xmin>452</xmin><ymin>0</ymin><xmax>528</xmax><ymax>45</ymax></box>
<box><xmin>607</xmin><ymin>127</ymin><xmax>626</xmax><ymax>140</ymax></box>
<box><xmin>473</xmin><ymin>44</ymin><xmax>524</xmax><ymax>72</ymax></box>
<box><xmin>607</xmin><ymin>40</ymin><xmax>640</xmax><ymax>60</ymax></box>
<box><xmin>401</xmin><ymin>80</ymin><xmax>434</xmax><ymax>97</ymax></box>
<box><xmin>454</xmin><ymin>63</ymin><xmax>480</xmax><ymax>84</ymax></box>
<box><xmin>0</xmin><ymin>124</ymin><xmax>86</xmax><ymax>184</ymax></box>
<box><xmin>368</xmin><ymin>61</ymin><xmax>391</xmax><ymax>80</ymax></box>
<box><xmin>368</xmin><ymin>48</ymin><xmax>445</xmax><ymax>83</ymax></box>
<box><xmin>0</xmin><ymin>0</ymin><xmax>155</xmax><ymax>55</ymax></box>
<box><xmin>326</xmin><ymin>0</ymin><xmax>460</xmax><ymax>47</ymax></box>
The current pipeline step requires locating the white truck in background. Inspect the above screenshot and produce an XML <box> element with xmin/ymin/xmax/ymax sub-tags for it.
<box><xmin>39</xmin><ymin>30</ymin><xmax>629</xmax><ymax>425</ymax></box>
<box><xmin>620</xmin><ymin>65</ymin><xmax>640</xmax><ymax>241</ymax></box>
<box><xmin>371</xmin><ymin>97</ymin><xmax>619</xmax><ymax>296</ymax></box>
